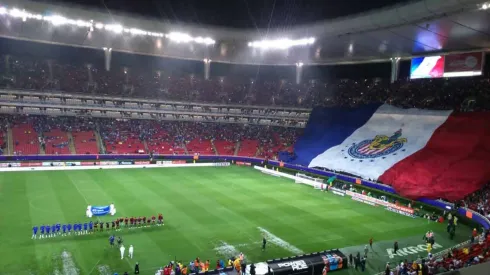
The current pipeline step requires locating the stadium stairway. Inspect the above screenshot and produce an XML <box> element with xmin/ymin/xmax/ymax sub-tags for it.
<box><xmin>94</xmin><ymin>128</ymin><xmax>105</xmax><ymax>154</ymax></box>
<box><xmin>254</xmin><ymin>146</ymin><xmax>260</xmax><ymax>157</ymax></box>
<box><xmin>183</xmin><ymin>142</ymin><xmax>189</xmax><ymax>155</ymax></box>
<box><xmin>234</xmin><ymin>141</ymin><xmax>241</xmax><ymax>156</ymax></box>
<box><xmin>143</xmin><ymin>140</ymin><xmax>149</xmax><ymax>153</ymax></box>
<box><xmin>214</xmin><ymin>140</ymin><xmax>236</xmax><ymax>155</ymax></box>
<box><xmin>71</xmin><ymin>130</ymin><xmax>100</xmax><ymax>154</ymax></box>
<box><xmin>7</xmin><ymin>126</ymin><xmax>13</xmax><ymax>155</ymax></box>
<box><xmin>67</xmin><ymin>132</ymin><xmax>76</xmax><ymax>154</ymax></box>
<box><xmin>210</xmin><ymin>139</ymin><xmax>218</xmax><ymax>155</ymax></box>
<box><xmin>39</xmin><ymin>137</ymin><xmax>45</xmax><ymax>154</ymax></box>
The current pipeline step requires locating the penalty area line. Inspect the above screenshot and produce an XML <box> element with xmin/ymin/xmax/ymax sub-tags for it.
<box><xmin>87</xmin><ymin>260</ymin><xmax>100</xmax><ymax>275</ymax></box>
<box><xmin>258</xmin><ymin>227</ymin><xmax>304</xmax><ymax>255</ymax></box>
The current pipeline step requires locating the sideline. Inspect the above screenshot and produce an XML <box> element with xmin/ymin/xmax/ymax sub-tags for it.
<box><xmin>0</xmin><ymin>162</ymin><xmax>230</xmax><ymax>172</ymax></box>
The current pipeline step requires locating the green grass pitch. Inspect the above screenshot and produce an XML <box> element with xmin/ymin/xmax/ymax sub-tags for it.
<box><xmin>0</xmin><ymin>166</ymin><xmax>471</xmax><ymax>275</ymax></box>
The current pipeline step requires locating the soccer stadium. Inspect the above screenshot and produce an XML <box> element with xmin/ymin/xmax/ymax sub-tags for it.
<box><xmin>0</xmin><ymin>0</ymin><xmax>490</xmax><ymax>274</ymax></box>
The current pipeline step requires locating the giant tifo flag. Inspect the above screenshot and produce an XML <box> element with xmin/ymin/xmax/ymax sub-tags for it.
<box><xmin>300</xmin><ymin>104</ymin><xmax>490</xmax><ymax>201</ymax></box>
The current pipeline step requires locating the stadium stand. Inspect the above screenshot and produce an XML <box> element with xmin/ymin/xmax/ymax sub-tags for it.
<box><xmin>3</xmin><ymin>53</ymin><xmax>490</xmax><ymax>201</ymax></box>
<box><xmin>42</xmin><ymin>128</ymin><xmax>71</xmax><ymax>155</ymax></box>
<box><xmin>145</xmin><ymin>121</ymin><xmax>186</xmax><ymax>155</ymax></box>
<box><xmin>2</xmin><ymin>54</ymin><xmax>490</xmax><ymax>110</ymax></box>
<box><xmin>391</xmin><ymin>236</ymin><xmax>490</xmax><ymax>274</ymax></box>
<box><xmin>11</xmin><ymin>117</ymin><xmax>40</xmax><ymax>155</ymax></box>
<box><xmin>99</xmin><ymin>120</ymin><xmax>146</xmax><ymax>154</ymax></box>
<box><xmin>461</xmin><ymin>183</ymin><xmax>490</xmax><ymax>219</ymax></box>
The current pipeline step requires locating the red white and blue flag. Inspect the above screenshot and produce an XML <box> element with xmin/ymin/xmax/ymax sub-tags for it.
<box><xmin>297</xmin><ymin>104</ymin><xmax>490</xmax><ymax>201</ymax></box>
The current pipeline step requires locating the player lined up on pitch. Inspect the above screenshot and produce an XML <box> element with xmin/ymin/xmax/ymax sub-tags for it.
<box><xmin>31</xmin><ymin>213</ymin><xmax>164</xmax><ymax>239</ymax></box>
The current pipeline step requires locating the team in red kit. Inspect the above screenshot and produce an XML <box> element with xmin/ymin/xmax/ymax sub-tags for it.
<box><xmin>92</xmin><ymin>213</ymin><xmax>164</xmax><ymax>232</ymax></box>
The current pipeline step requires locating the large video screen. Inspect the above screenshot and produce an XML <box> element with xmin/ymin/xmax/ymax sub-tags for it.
<box><xmin>410</xmin><ymin>56</ymin><xmax>445</xmax><ymax>79</ymax></box>
<box><xmin>443</xmin><ymin>52</ymin><xmax>483</xmax><ymax>77</ymax></box>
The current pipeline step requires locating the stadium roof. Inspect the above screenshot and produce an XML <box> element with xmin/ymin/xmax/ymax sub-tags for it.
<box><xmin>0</xmin><ymin>0</ymin><xmax>489</xmax><ymax>65</ymax></box>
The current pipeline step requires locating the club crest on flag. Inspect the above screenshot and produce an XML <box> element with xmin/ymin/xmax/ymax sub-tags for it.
<box><xmin>347</xmin><ymin>129</ymin><xmax>407</xmax><ymax>159</ymax></box>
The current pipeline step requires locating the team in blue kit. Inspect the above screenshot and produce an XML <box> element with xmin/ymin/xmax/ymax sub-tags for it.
<box><xmin>31</xmin><ymin>226</ymin><xmax>38</xmax><ymax>239</ymax></box>
<box><xmin>31</xmin><ymin>214</ymin><xmax>164</xmax><ymax>239</ymax></box>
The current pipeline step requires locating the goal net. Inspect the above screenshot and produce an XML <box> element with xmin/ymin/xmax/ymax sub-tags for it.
<box><xmin>295</xmin><ymin>173</ymin><xmax>324</xmax><ymax>189</ymax></box>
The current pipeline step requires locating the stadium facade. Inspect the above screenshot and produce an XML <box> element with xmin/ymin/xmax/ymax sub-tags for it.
<box><xmin>0</xmin><ymin>0</ymin><xmax>489</xmax><ymax>66</ymax></box>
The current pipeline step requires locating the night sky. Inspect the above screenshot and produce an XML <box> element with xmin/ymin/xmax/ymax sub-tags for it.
<box><xmin>34</xmin><ymin>0</ymin><xmax>410</xmax><ymax>29</ymax></box>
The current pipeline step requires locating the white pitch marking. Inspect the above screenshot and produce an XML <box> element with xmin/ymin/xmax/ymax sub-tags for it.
<box><xmin>96</xmin><ymin>265</ymin><xmax>112</xmax><ymax>275</ymax></box>
<box><xmin>61</xmin><ymin>251</ymin><xmax>80</xmax><ymax>275</ymax></box>
<box><xmin>214</xmin><ymin>241</ymin><xmax>247</xmax><ymax>260</ymax></box>
<box><xmin>257</xmin><ymin>227</ymin><xmax>304</xmax><ymax>254</ymax></box>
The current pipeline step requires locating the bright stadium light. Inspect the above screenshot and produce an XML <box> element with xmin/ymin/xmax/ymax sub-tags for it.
<box><xmin>167</xmin><ymin>32</ymin><xmax>193</xmax><ymax>43</ymax></box>
<box><xmin>2</xmin><ymin>7</ymin><xmax>214</xmax><ymax>46</ymax></box>
<box><xmin>129</xmin><ymin>28</ymin><xmax>147</xmax><ymax>35</ymax></box>
<box><xmin>248</xmin><ymin>37</ymin><xmax>315</xmax><ymax>50</ymax></box>
<box><xmin>167</xmin><ymin>32</ymin><xmax>215</xmax><ymax>45</ymax></box>
<box><xmin>47</xmin><ymin>15</ymin><xmax>68</xmax><ymax>26</ymax></box>
<box><xmin>9</xmin><ymin>8</ymin><xmax>27</xmax><ymax>18</ymax></box>
<box><xmin>105</xmin><ymin>24</ymin><xmax>123</xmax><ymax>34</ymax></box>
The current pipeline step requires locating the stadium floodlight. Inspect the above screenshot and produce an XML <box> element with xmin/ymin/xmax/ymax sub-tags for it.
<box><xmin>3</xmin><ymin>6</ymin><xmax>214</xmax><ymax>45</ymax></box>
<box><xmin>46</xmin><ymin>15</ymin><xmax>68</xmax><ymax>26</ymax></box>
<box><xmin>9</xmin><ymin>8</ymin><xmax>27</xmax><ymax>18</ymax></box>
<box><xmin>195</xmin><ymin>36</ymin><xmax>215</xmax><ymax>45</ymax></box>
<box><xmin>166</xmin><ymin>32</ymin><xmax>215</xmax><ymax>45</ymax></box>
<box><xmin>248</xmin><ymin>37</ymin><xmax>315</xmax><ymax>50</ymax></box>
<box><xmin>166</xmin><ymin>32</ymin><xmax>193</xmax><ymax>43</ymax></box>
<box><xmin>482</xmin><ymin>3</ymin><xmax>488</xmax><ymax>10</ymax></box>
<box><xmin>105</xmin><ymin>24</ymin><xmax>123</xmax><ymax>34</ymax></box>
<box><xmin>129</xmin><ymin>28</ymin><xmax>147</xmax><ymax>35</ymax></box>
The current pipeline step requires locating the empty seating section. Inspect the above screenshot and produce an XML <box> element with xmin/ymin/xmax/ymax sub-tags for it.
<box><xmin>3</xmin><ymin>116</ymin><xmax>301</xmax><ymax>158</ymax></box>
<box><xmin>72</xmin><ymin>131</ymin><xmax>99</xmax><ymax>154</ymax></box>
<box><xmin>146</xmin><ymin>122</ymin><xmax>186</xmax><ymax>154</ymax></box>
<box><xmin>258</xmin><ymin>130</ymin><xmax>299</xmax><ymax>158</ymax></box>
<box><xmin>12</xmin><ymin>123</ymin><xmax>39</xmax><ymax>155</ymax></box>
<box><xmin>186</xmin><ymin>139</ymin><xmax>213</xmax><ymax>155</ymax></box>
<box><xmin>238</xmin><ymin>139</ymin><xmax>259</xmax><ymax>157</ymax></box>
<box><xmin>213</xmin><ymin>140</ymin><xmax>235</xmax><ymax>155</ymax></box>
<box><xmin>100</xmin><ymin>120</ymin><xmax>145</xmax><ymax>154</ymax></box>
<box><xmin>43</xmin><ymin>129</ymin><xmax>70</xmax><ymax>155</ymax></box>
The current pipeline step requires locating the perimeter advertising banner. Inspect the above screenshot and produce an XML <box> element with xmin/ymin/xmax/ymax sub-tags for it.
<box><xmin>444</xmin><ymin>52</ymin><xmax>483</xmax><ymax>77</ymax></box>
<box><xmin>345</xmin><ymin>190</ymin><xmax>415</xmax><ymax>216</ymax></box>
<box><xmin>267</xmin><ymin>250</ymin><xmax>347</xmax><ymax>275</ymax></box>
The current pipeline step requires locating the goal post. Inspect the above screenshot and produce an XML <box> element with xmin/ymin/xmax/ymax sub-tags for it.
<box><xmin>295</xmin><ymin>173</ymin><xmax>324</xmax><ymax>189</ymax></box>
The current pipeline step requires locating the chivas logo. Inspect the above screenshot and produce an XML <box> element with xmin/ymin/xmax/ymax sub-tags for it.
<box><xmin>347</xmin><ymin>129</ymin><xmax>407</xmax><ymax>159</ymax></box>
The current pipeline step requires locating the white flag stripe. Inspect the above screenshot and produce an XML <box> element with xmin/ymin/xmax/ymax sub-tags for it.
<box><xmin>308</xmin><ymin>104</ymin><xmax>452</xmax><ymax>180</ymax></box>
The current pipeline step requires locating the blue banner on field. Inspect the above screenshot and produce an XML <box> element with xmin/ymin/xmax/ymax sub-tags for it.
<box><xmin>91</xmin><ymin>205</ymin><xmax>110</xmax><ymax>216</ymax></box>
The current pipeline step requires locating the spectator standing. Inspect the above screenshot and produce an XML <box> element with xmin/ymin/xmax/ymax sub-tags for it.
<box><xmin>249</xmin><ymin>263</ymin><xmax>255</xmax><ymax>275</ymax></box>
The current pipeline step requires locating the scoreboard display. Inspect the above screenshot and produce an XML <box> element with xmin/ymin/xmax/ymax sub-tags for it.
<box><xmin>410</xmin><ymin>52</ymin><xmax>483</xmax><ymax>79</ymax></box>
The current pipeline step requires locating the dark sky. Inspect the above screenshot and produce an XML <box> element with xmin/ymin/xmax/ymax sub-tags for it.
<box><xmin>35</xmin><ymin>0</ymin><xmax>410</xmax><ymax>29</ymax></box>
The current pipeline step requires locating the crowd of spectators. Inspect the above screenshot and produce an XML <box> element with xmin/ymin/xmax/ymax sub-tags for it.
<box><xmin>1</xmin><ymin>55</ymin><xmax>490</xmax><ymax>110</ymax></box>
<box><xmin>3</xmin><ymin>114</ymin><xmax>301</xmax><ymax>158</ymax></box>
<box><xmin>384</xmin><ymin>232</ymin><xmax>490</xmax><ymax>275</ymax></box>
<box><xmin>460</xmin><ymin>183</ymin><xmax>490</xmax><ymax>220</ymax></box>
<box><xmin>96</xmin><ymin>118</ymin><xmax>301</xmax><ymax>157</ymax></box>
